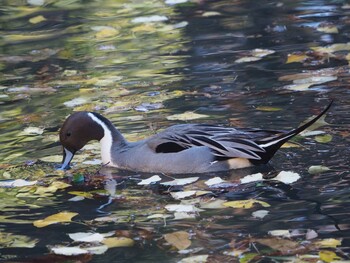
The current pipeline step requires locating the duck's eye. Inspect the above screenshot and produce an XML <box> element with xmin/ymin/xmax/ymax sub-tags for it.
<box><xmin>66</xmin><ymin>132</ymin><xmax>72</xmax><ymax>137</ymax></box>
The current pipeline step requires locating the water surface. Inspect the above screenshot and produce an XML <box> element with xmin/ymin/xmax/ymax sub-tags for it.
<box><xmin>0</xmin><ymin>0</ymin><xmax>349</xmax><ymax>262</ymax></box>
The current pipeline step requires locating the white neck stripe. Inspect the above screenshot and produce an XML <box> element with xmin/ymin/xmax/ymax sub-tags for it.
<box><xmin>87</xmin><ymin>113</ymin><xmax>114</xmax><ymax>166</ymax></box>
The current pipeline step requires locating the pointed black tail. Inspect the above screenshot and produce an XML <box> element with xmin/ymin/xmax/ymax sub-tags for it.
<box><xmin>255</xmin><ymin>101</ymin><xmax>333</xmax><ymax>164</ymax></box>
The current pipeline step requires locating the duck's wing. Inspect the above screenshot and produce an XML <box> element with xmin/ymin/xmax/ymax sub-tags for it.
<box><xmin>146</xmin><ymin>124</ymin><xmax>268</xmax><ymax>160</ymax></box>
<box><xmin>146</xmin><ymin>101</ymin><xmax>333</xmax><ymax>162</ymax></box>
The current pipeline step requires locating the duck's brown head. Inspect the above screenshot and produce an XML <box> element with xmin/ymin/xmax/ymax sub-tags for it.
<box><xmin>59</xmin><ymin>112</ymin><xmax>104</xmax><ymax>169</ymax></box>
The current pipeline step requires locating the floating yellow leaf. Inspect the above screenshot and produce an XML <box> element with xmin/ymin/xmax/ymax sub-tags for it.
<box><xmin>32</xmin><ymin>181</ymin><xmax>70</xmax><ymax>195</ymax></box>
<box><xmin>315</xmin><ymin>134</ymin><xmax>332</xmax><ymax>143</ymax></box>
<box><xmin>102</xmin><ymin>237</ymin><xmax>134</xmax><ymax>248</ymax></box>
<box><xmin>281</xmin><ymin>142</ymin><xmax>301</xmax><ymax>148</ymax></box>
<box><xmin>95</xmin><ymin>27</ymin><xmax>119</xmax><ymax>39</ymax></box>
<box><xmin>316</xmin><ymin>238</ymin><xmax>342</xmax><ymax>248</ymax></box>
<box><xmin>319</xmin><ymin>250</ymin><xmax>341</xmax><ymax>263</ymax></box>
<box><xmin>256</xmin><ymin>106</ymin><xmax>282</xmax><ymax>112</ymax></box>
<box><xmin>33</xmin><ymin>212</ymin><xmax>78</xmax><ymax>228</ymax></box>
<box><xmin>51</xmin><ymin>181</ymin><xmax>71</xmax><ymax>189</ymax></box>
<box><xmin>317</xmin><ymin>25</ymin><xmax>339</xmax><ymax>34</ymax></box>
<box><xmin>223</xmin><ymin>199</ymin><xmax>270</xmax><ymax>209</ymax></box>
<box><xmin>311</xmin><ymin>43</ymin><xmax>350</xmax><ymax>54</ymax></box>
<box><xmin>29</xmin><ymin>15</ymin><xmax>46</xmax><ymax>24</ymax></box>
<box><xmin>286</xmin><ymin>53</ymin><xmax>308</xmax><ymax>64</ymax></box>
<box><xmin>163</xmin><ymin>231</ymin><xmax>191</xmax><ymax>250</ymax></box>
<box><xmin>68</xmin><ymin>191</ymin><xmax>94</xmax><ymax>199</ymax></box>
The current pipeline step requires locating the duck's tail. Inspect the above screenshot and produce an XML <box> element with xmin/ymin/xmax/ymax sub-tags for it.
<box><xmin>254</xmin><ymin>101</ymin><xmax>333</xmax><ymax>164</ymax></box>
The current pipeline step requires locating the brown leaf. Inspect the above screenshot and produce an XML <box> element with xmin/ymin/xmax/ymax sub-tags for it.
<box><xmin>163</xmin><ymin>231</ymin><xmax>191</xmax><ymax>250</ymax></box>
<box><xmin>253</xmin><ymin>238</ymin><xmax>305</xmax><ymax>255</ymax></box>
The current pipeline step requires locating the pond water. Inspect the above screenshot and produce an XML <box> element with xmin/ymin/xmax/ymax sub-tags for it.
<box><xmin>0</xmin><ymin>0</ymin><xmax>349</xmax><ymax>262</ymax></box>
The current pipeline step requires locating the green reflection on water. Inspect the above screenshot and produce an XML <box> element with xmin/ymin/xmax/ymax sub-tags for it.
<box><xmin>0</xmin><ymin>0</ymin><xmax>187</xmax><ymax>164</ymax></box>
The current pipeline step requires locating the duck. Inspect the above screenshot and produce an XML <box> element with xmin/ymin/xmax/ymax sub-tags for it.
<box><xmin>59</xmin><ymin>101</ymin><xmax>332</xmax><ymax>174</ymax></box>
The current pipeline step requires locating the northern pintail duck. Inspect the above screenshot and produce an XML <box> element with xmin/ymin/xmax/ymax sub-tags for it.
<box><xmin>59</xmin><ymin>102</ymin><xmax>332</xmax><ymax>173</ymax></box>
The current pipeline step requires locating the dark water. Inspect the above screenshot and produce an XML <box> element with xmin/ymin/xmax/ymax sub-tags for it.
<box><xmin>0</xmin><ymin>0</ymin><xmax>349</xmax><ymax>262</ymax></box>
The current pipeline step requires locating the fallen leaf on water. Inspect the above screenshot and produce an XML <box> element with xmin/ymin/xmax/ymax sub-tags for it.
<box><xmin>223</xmin><ymin>199</ymin><xmax>270</xmax><ymax>209</ymax></box>
<box><xmin>308</xmin><ymin>165</ymin><xmax>331</xmax><ymax>174</ymax></box>
<box><xmin>317</xmin><ymin>25</ymin><xmax>339</xmax><ymax>34</ymax></box>
<box><xmin>253</xmin><ymin>238</ymin><xmax>302</xmax><ymax>254</ymax></box>
<box><xmin>252</xmin><ymin>48</ymin><xmax>275</xmax><ymax>57</ymax></box>
<box><xmin>40</xmin><ymin>155</ymin><xmax>62</xmax><ymax>163</ymax></box>
<box><xmin>63</xmin><ymin>97</ymin><xmax>87</xmax><ymax>107</ymax></box>
<box><xmin>33</xmin><ymin>211</ymin><xmax>78</xmax><ymax>228</ymax></box>
<box><xmin>315</xmin><ymin>134</ymin><xmax>333</xmax><ymax>143</ymax></box>
<box><xmin>252</xmin><ymin>210</ymin><xmax>269</xmax><ymax>219</ymax></box>
<box><xmin>147</xmin><ymin>213</ymin><xmax>172</xmax><ymax>219</ymax></box>
<box><xmin>300</xmin><ymin>114</ymin><xmax>330</xmax><ymax>134</ymax></box>
<box><xmin>0</xmin><ymin>179</ymin><xmax>37</xmax><ymax>188</ymax></box>
<box><xmin>306</xmin><ymin>229</ymin><xmax>318</xmax><ymax>240</ymax></box>
<box><xmin>235</xmin><ymin>49</ymin><xmax>275</xmax><ymax>63</ymax></box>
<box><xmin>174</xmin><ymin>212</ymin><xmax>197</xmax><ymax>220</ymax></box>
<box><xmin>166</xmin><ymin>112</ymin><xmax>209</xmax><ymax>121</ymax></box>
<box><xmin>273</xmin><ymin>171</ymin><xmax>300</xmax><ymax>184</ymax></box>
<box><xmin>102</xmin><ymin>237</ymin><xmax>134</xmax><ymax>248</ymax></box>
<box><xmin>163</xmin><ymin>231</ymin><xmax>191</xmax><ymax>250</ymax></box>
<box><xmin>315</xmin><ymin>238</ymin><xmax>342</xmax><ymax>248</ymax></box>
<box><xmin>21</xmin><ymin>127</ymin><xmax>44</xmax><ymax>135</ymax></box>
<box><xmin>170</xmin><ymin>191</ymin><xmax>197</xmax><ymax>200</ymax></box>
<box><xmin>161</xmin><ymin>177</ymin><xmax>199</xmax><ymax>186</ymax></box>
<box><xmin>131</xmin><ymin>15</ymin><xmax>168</xmax><ymax>23</ymax></box>
<box><xmin>256</xmin><ymin>106</ymin><xmax>282</xmax><ymax>112</ymax></box>
<box><xmin>281</xmin><ymin>141</ymin><xmax>301</xmax><ymax>148</ymax></box>
<box><xmin>202</xmin><ymin>11</ymin><xmax>221</xmax><ymax>17</ymax></box>
<box><xmin>204</xmin><ymin>177</ymin><xmax>225</xmax><ymax>186</ymax></box>
<box><xmin>51</xmin><ymin>246</ymin><xmax>88</xmax><ymax>256</ymax></box>
<box><xmin>0</xmin><ymin>233</ymin><xmax>39</xmax><ymax>248</ymax></box>
<box><xmin>239</xmin><ymin>253</ymin><xmax>259</xmax><ymax>263</ymax></box>
<box><xmin>240</xmin><ymin>173</ymin><xmax>263</xmax><ymax>184</ymax></box>
<box><xmin>91</xmin><ymin>26</ymin><xmax>119</xmax><ymax>39</ymax></box>
<box><xmin>68</xmin><ymin>191</ymin><xmax>94</xmax><ymax>199</ymax></box>
<box><xmin>286</xmin><ymin>53</ymin><xmax>309</xmax><ymax>64</ymax></box>
<box><xmin>178</xmin><ymin>254</ymin><xmax>208</xmax><ymax>263</ymax></box>
<box><xmin>29</xmin><ymin>15</ymin><xmax>46</xmax><ymax>24</ymax></box>
<box><xmin>69</xmin><ymin>196</ymin><xmax>85</xmax><ymax>202</ymax></box>
<box><xmin>311</xmin><ymin>42</ymin><xmax>350</xmax><ymax>54</ymax></box>
<box><xmin>68</xmin><ymin>232</ymin><xmax>104</xmax><ymax>243</ymax></box>
<box><xmin>51</xmin><ymin>181</ymin><xmax>71</xmax><ymax>189</ymax></box>
<box><xmin>33</xmin><ymin>181</ymin><xmax>70</xmax><ymax>195</ymax></box>
<box><xmin>319</xmin><ymin>250</ymin><xmax>341</xmax><ymax>263</ymax></box>
<box><xmin>235</xmin><ymin>56</ymin><xmax>261</xmax><ymax>63</ymax></box>
<box><xmin>165</xmin><ymin>204</ymin><xmax>203</xmax><ymax>212</ymax></box>
<box><xmin>284</xmin><ymin>76</ymin><xmax>337</xmax><ymax>91</ymax></box>
<box><xmin>200</xmin><ymin>199</ymin><xmax>226</xmax><ymax>209</ymax></box>
<box><xmin>85</xmin><ymin>245</ymin><xmax>108</xmax><ymax>255</ymax></box>
<box><xmin>268</xmin><ymin>230</ymin><xmax>291</xmax><ymax>238</ymax></box>
<box><xmin>137</xmin><ymin>175</ymin><xmax>162</xmax><ymax>185</ymax></box>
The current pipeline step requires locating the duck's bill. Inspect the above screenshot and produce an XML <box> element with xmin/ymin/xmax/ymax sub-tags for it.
<box><xmin>59</xmin><ymin>148</ymin><xmax>75</xmax><ymax>170</ymax></box>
